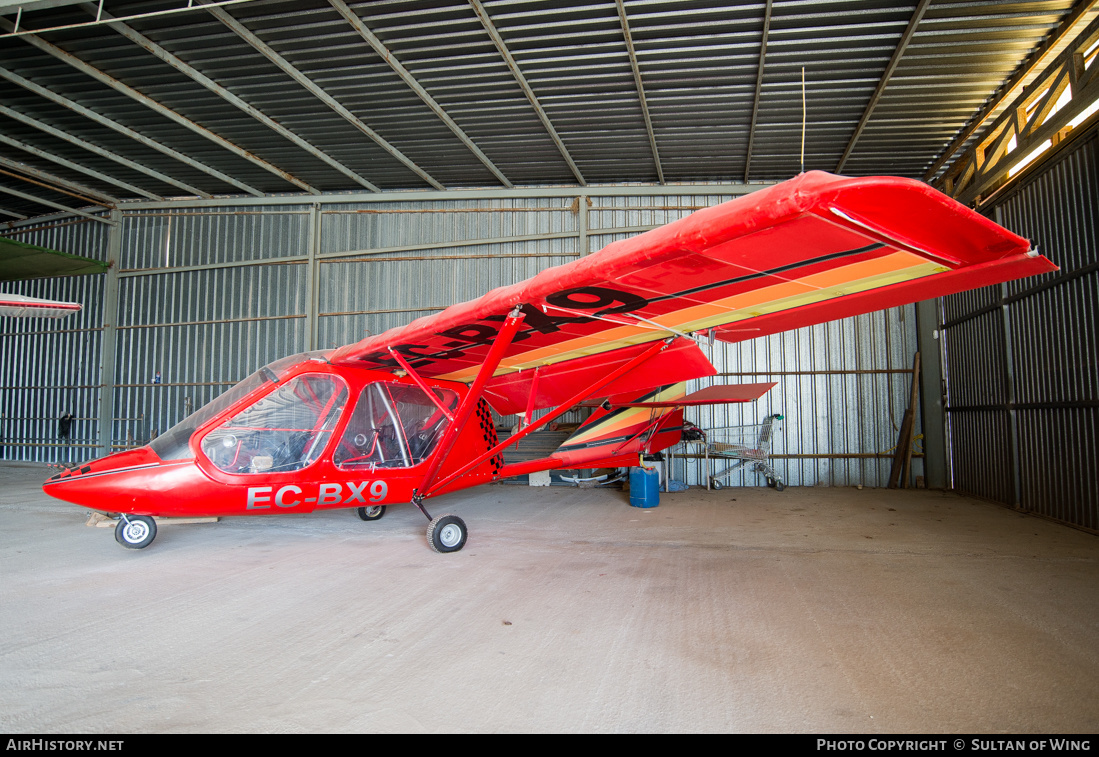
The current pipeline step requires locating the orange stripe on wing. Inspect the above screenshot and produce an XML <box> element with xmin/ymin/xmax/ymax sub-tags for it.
<box><xmin>438</xmin><ymin>252</ymin><xmax>937</xmax><ymax>382</ymax></box>
<box><xmin>565</xmin><ymin>384</ymin><xmax>686</xmax><ymax>446</ymax></box>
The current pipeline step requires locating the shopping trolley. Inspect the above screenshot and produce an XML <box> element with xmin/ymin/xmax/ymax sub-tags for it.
<box><xmin>704</xmin><ymin>413</ymin><xmax>785</xmax><ymax>491</ymax></box>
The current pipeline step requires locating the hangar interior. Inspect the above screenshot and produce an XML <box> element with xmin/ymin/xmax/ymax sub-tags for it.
<box><xmin>1</xmin><ymin>0</ymin><xmax>1098</xmax><ymax>733</ymax></box>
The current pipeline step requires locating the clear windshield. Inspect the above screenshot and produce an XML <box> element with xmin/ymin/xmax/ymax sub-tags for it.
<box><xmin>149</xmin><ymin>351</ymin><xmax>331</xmax><ymax>461</ymax></box>
<box><xmin>201</xmin><ymin>374</ymin><xmax>348</xmax><ymax>474</ymax></box>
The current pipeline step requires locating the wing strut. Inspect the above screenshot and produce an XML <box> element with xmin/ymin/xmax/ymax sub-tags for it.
<box><xmin>611</xmin><ymin>407</ymin><xmax>679</xmax><ymax>457</ymax></box>
<box><xmin>388</xmin><ymin>347</ymin><xmax>455</xmax><ymax>422</ymax></box>
<box><xmin>412</xmin><ymin>306</ymin><xmax>527</xmax><ymax>516</ymax></box>
<box><xmin>522</xmin><ymin>365</ymin><xmax>542</xmax><ymax>430</ymax></box>
<box><xmin>544</xmin><ymin>302</ymin><xmax>704</xmax><ymax>345</ymax></box>
<box><xmin>424</xmin><ymin>336</ymin><xmax>674</xmax><ymax>497</ymax></box>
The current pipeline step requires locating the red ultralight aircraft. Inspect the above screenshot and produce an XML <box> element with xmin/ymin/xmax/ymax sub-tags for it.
<box><xmin>41</xmin><ymin>172</ymin><xmax>1055</xmax><ymax>552</ymax></box>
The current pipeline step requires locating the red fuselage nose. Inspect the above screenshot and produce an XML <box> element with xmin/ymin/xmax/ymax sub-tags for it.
<box><xmin>42</xmin><ymin>447</ymin><xmax>199</xmax><ymax>516</ymax></box>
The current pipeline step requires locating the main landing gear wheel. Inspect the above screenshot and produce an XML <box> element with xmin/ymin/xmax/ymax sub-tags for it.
<box><xmin>427</xmin><ymin>514</ymin><xmax>467</xmax><ymax>553</ymax></box>
<box><xmin>357</xmin><ymin>505</ymin><xmax>386</xmax><ymax>521</ymax></box>
<box><xmin>115</xmin><ymin>515</ymin><xmax>156</xmax><ymax>549</ymax></box>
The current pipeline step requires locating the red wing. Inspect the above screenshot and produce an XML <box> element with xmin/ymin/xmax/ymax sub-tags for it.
<box><xmin>329</xmin><ymin>171</ymin><xmax>1054</xmax><ymax>413</ymax></box>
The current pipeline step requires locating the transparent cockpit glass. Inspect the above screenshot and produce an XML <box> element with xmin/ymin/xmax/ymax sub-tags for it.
<box><xmin>334</xmin><ymin>382</ymin><xmax>458</xmax><ymax>470</ymax></box>
<box><xmin>201</xmin><ymin>373</ymin><xmax>348</xmax><ymax>474</ymax></box>
<box><xmin>149</xmin><ymin>350</ymin><xmax>331</xmax><ymax>461</ymax></box>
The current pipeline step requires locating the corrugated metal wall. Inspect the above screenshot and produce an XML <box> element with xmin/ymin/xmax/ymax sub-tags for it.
<box><xmin>678</xmin><ymin>308</ymin><xmax>918</xmax><ymax>488</ymax></box>
<box><xmin>116</xmin><ymin>208</ymin><xmax>312</xmax><ymax>448</ymax></box>
<box><xmin>2</xmin><ymin>190</ymin><xmax>921</xmax><ymax>488</ymax></box>
<box><xmin>941</xmin><ymin>124</ymin><xmax>1098</xmax><ymax>531</ymax></box>
<box><xmin>316</xmin><ymin>198</ymin><xmax>581</xmax><ymax>349</ymax></box>
<box><xmin>1</xmin><ymin>218</ymin><xmax>110</xmax><ymax>464</ymax></box>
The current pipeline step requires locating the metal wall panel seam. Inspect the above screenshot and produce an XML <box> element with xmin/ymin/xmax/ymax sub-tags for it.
<box><xmin>114</xmin><ymin>185</ymin><xmax>769</xmax><ymax>212</ymax></box>
<box><xmin>95</xmin><ymin>209</ymin><xmax>121</xmax><ymax>457</ymax></box>
<box><xmin>317</xmin><ymin>230</ymin><xmax>581</xmax><ymax>260</ymax></box>
<box><xmin>307</xmin><ymin>204</ymin><xmax>320</xmax><ymax>351</ymax></box>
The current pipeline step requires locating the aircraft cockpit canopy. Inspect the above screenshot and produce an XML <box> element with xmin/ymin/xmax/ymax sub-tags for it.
<box><xmin>148</xmin><ymin>351</ymin><xmax>332</xmax><ymax>462</ymax></box>
<box><xmin>149</xmin><ymin>351</ymin><xmax>460</xmax><ymax>473</ymax></box>
<box><xmin>201</xmin><ymin>373</ymin><xmax>348</xmax><ymax>474</ymax></box>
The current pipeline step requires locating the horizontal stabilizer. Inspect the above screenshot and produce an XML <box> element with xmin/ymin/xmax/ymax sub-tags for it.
<box><xmin>481</xmin><ymin>338</ymin><xmax>715</xmax><ymax>416</ymax></box>
<box><xmin>589</xmin><ymin>382</ymin><xmax>776</xmax><ymax>408</ymax></box>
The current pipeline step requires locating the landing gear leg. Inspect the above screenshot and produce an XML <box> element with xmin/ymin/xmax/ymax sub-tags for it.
<box><xmin>412</xmin><ymin>494</ymin><xmax>468</xmax><ymax>553</ymax></box>
<box><xmin>411</xmin><ymin>494</ymin><xmax>433</xmax><ymax>522</ymax></box>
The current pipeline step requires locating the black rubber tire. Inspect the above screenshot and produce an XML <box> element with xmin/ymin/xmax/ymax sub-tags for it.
<box><xmin>766</xmin><ymin>477</ymin><xmax>777</xmax><ymax>488</ymax></box>
<box><xmin>114</xmin><ymin>515</ymin><xmax>157</xmax><ymax>549</ymax></box>
<box><xmin>774</xmin><ymin>481</ymin><xmax>786</xmax><ymax>492</ymax></box>
<box><xmin>710</xmin><ymin>478</ymin><xmax>724</xmax><ymax>490</ymax></box>
<box><xmin>427</xmin><ymin>514</ymin><xmax>467</xmax><ymax>553</ymax></box>
<box><xmin>357</xmin><ymin>505</ymin><xmax>386</xmax><ymax>521</ymax></box>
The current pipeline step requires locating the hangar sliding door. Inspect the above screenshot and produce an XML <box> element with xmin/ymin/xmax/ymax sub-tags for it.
<box><xmin>940</xmin><ymin>125</ymin><xmax>1099</xmax><ymax>532</ymax></box>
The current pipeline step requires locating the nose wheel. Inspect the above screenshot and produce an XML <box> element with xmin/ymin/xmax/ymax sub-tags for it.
<box><xmin>427</xmin><ymin>514</ymin><xmax>467</xmax><ymax>553</ymax></box>
<box><xmin>114</xmin><ymin>515</ymin><xmax>157</xmax><ymax>549</ymax></box>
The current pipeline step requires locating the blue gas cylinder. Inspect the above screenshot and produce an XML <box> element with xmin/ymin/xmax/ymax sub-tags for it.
<box><xmin>629</xmin><ymin>466</ymin><xmax>660</xmax><ymax>508</ymax></box>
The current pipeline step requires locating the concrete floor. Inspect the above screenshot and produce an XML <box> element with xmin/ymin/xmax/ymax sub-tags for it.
<box><xmin>2</xmin><ymin>462</ymin><xmax>1097</xmax><ymax>734</ymax></box>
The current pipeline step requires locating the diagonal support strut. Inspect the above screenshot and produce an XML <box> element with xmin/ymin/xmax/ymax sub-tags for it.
<box><xmin>413</xmin><ymin>306</ymin><xmax>528</xmax><ymax>506</ymax></box>
<box><xmin>425</xmin><ymin>337</ymin><xmax>673</xmax><ymax>497</ymax></box>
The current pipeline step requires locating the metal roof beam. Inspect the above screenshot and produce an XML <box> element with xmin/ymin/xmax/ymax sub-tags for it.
<box><xmin>744</xmin><ymin>0</ymin><xmax>772</xmax><ymax>183</ymax></box>
<box><xmin>0</xmin><ymin>131</ymin><xmax>164</xmax><ymax>201</ymax></box>
<box><xmin>200</xmin><ymin>0</ymin><xmax>446</xmax><ymax>191</ymax></box>
<box><xmin>0</xmin><ymin>206</ymin><xmax>28</xmax><ymax>220</ymax></box>
<box><xmin>615</xmin><ymin>0</ymin><xmax>664</xmax><ymax>185</ymax></box>
<box><xmin>0</xmin><ymin>62</ymin><xmax>254</xmax><ymax>198</ymax></box>
<box><xmin>0</xmin><ymin>83</ymin><xmax>211</xmax><ymax>198</ymax></box>
<box><xmin>0</xmin><ymin>16</ymin><xmax>303</xmax><ymax>195</ymax></box>
<box><xmin>835</xmin><ymin>0</ymin><xmax>931</xmax><ymax>174</ymax></box>
<box><xmin>111</xmin><ymin>181</ymin><xmax>774</xmax><ymax>212</ymax></box>
<box><xmin>0</xmin><ymin>154</ymin><xmax>118</xmax><ymax>205</ymax></box>
<box><xmin>468</xmin><ymin>0</ymin><xmax>586</xmax><ymax>187</ymax></box>
<box><xmin>329</xmin><ymin>0</ymin><xmax>514</xmax><ymax>189</ymax></box>
<box><xmin>923</xmin><ymin>0</ymin><xmax>1099</xmax><ymax>182</ymax></box>
<box><xmin>944</xmin><ymin>13</ymin><xmax>1099</xmax><ymax>205</ymax></box>
<box><xmin>0</xmin><ymin>0</ymin><xmax>259</xmax><ymax>40</ymax></box>
<box><xmin>0</xmin><ymin>165</ymin><xmax>108</xmax><ymax>209</ymax></box>
<box><xmin>0</xmin><ymin>182</ymin><xmax>110</xmax><ymax>224</ymax></box>
<box><xmin>83</xmin><ymin>3</ymin><xmax>381</xmax><ymax>193</ymax></box>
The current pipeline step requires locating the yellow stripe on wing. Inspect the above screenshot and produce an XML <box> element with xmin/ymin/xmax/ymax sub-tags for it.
<box><xmin>565</xmin><ymin>384</ymin><xmax>686</xmax><ymax>447</ymax></box>
<box><xmin>438</xmin><ymin>252</ymin><xmax>944</xmax><ymax>382</ymax></box>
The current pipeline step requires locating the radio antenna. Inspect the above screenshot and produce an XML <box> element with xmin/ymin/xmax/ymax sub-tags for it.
<box><xmin>800</xmin><ymin>66</ymin><xmax>806</xmax><ymax>173</ymax></box>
